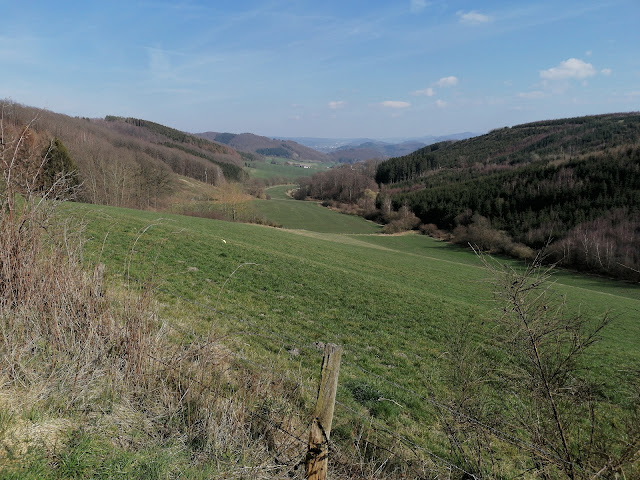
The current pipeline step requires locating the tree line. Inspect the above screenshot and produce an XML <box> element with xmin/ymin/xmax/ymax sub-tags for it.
<box><xmin>2</xmin><ymin>102</ymin><xmax>250</xmax><ymax>210</ymax></box>
<box><xmin>294</xmin><ymin>113</ymin><xmax>640</xmax><ymax>281</ymax></box>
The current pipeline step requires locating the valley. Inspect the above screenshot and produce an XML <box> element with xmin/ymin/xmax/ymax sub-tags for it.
<box><xmin>1</xmin><ymin>101</ymin><xmax>639</xmax><ymax>479</ymax></box>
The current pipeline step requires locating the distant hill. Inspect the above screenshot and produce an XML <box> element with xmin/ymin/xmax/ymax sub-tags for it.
<box><xmin>197</xmin><ymin>131</ymin><xmax>328</xmax><ymax>162</ymax></box>
<box><xmin>280</xmin><ymin>133</ymin><xmax>477</xmax><ymax>163</ymax></box>
<box><xmin>282</xmin><ymin>133</ymin><xmax>477</xmax><ymax>152</ymax></box>
<box><xmin>326</xmin><ymin>140</ymin><xmax>429</xmax><ymax>163</ymax></box>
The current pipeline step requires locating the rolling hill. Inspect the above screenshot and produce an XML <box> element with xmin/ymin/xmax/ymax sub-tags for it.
<box><xmin>375</xmin><ymin>112</ymin><xmax>640</xmax><ymax>280</ymax></box>
<box><xmin>0</xmin><ymin>102</ymin><xmax>247</xmax><ymax>210</ymax></box>
<box><xmin>2</xmin><ymin>100</ymin><xmax>640</xmax><ymax>478</ymax></box>
<box><xmin>197</xmin><ymin>131</ymin><xmax>329</xmax><ymax>162</ymax></box>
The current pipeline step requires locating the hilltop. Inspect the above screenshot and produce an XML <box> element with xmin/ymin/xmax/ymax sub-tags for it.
<box><xmin>199</xmin><ymin>131</ymin><xmax>439</xmax><ymax>164</ymax></box>
<box><xmin>282</xmin><ymin>133</ymin><xmax>476</xmax><ymax>163</ymax></box>
<box><xmin>197</xmin><ymin>131</ymin><xmax>329</xmax><ymax>162</ymax></box>
<box><xmin>376</xmin><ymin>112</ymin><xmax>640</xmax><ymax>182</ymax></box>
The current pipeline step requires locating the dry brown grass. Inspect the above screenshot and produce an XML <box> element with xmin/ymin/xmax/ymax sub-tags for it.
<box><xmin>0</xmin><ymin>106</ymin><xmax>315</xmax><ymax>478</ymax></box>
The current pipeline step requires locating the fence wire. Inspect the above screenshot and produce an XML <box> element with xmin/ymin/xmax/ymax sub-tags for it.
<box><xmin>116</xmin><ymin>272</ymin><xmax>591</xmax><ymax>478</ymax></box>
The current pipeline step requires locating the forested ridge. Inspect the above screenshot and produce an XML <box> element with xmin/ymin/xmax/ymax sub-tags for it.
<box><xmin>295</xmin><ymin>113</ymin><xmax>640</xmax><ymax>280</ymax></box>
<box><xmin>376</xmin><ymin>112</ymin><xmax>640</xmax><ymax>184</ymax></box>
<box><xmin>376</xmin><ymin>113</ymin><xmax>640</xmax><ymax>280</ymax></box>
<box><xmin>394</xmin><ymin>147</ymin><xmax>640</xmax><ymax>238</ymax></box>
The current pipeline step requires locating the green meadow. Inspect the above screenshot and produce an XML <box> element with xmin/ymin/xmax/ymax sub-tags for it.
<box><xmin>79</xmin><ymin>197</ymin><xmax>640</xmax><ymax>438</ymax></box>
<box><xmin>252</xmin><ymin>185</ymin><xmax>381</xmax><ymax>233</ymax></box>
<box><xmin>245</xmin><ymin>157</ymin><xmax>331</xmax><ymax>180</ymax></box>
<box><xmin>45</xmin><ymin>178</ymin><xmax>634</xmax><ymax>478</ymax></box>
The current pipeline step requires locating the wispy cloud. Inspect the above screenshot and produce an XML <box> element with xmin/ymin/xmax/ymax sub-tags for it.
<box><xmin>410</xmin><ymin>0</ymin><xmax>429</xmax><ymax>13</ymax></box>
<box><xmin>328</xmin><ymin>100</ymin><xmax>346</xmax><ymax>109</ymax></box>
<box><xmin>601</xmin><ymin>68</ymin><xmax>612</xmax><ymax>76</ymax></box>
<box><xmin>411</xmin><ymin>87</ymin><xmax>435</xmax><ymax>96</ymax></box>
<box><xmin>457</xmin><ymin>10</ymin><xmax>491</xmax><ymax>24</ymax></box>
<box><xmin>435</xmin><ymin>99</ymin><xmax>447</xmax><ymax>108</ymax></box>
<box><xmin>435</xmin><ymin>76</ymin><xmax>458</xmax><ymax>87</ymax></box>
<box><xmin>540</xmin><ymin>58</ymin><xmax>596</xmax><ymax>80</ymax></box>
<box><xmin>518</xmin><ymin>90</ymin><xmax>547</xmax><ymax>99</ymax></box>
<box><xmin>147</xmin><ymin>47</ymin><xmax>172</xmax><ymax>79</ymax></box>
<box><xmin>381</xmin><ymin>101</ymin><xmax>411</xmax><ymax>108</ymax></box>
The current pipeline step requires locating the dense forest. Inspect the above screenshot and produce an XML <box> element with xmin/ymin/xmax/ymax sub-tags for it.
<box><xmin>297</xmin><ymin>113</ymin><xmax>640</xmax><ymax>281</ymax></box>
<box><xmin>376</xmin><ymin>113</ymin><xmax>640</xmax><ymax>184</ymax></box>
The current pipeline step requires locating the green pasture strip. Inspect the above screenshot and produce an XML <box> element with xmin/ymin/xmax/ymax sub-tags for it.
<box><xmin>245</xmin><ymin>158</ymin><xmax>329</xmax><ymax>180</ymax></box>
<box><xmin>356</xmin><ymin>233</ymin><xmax>640</xmax><ymax>300</ymax></box>
<box><xmin>264</xmin><ymin>184</ymin><xmax>296</xmax><ymax>200</ymax></box>
<box><xmin>253</xmin><ymin>189</ymin><xmax>381</xmax><ymax>234</ymax></box>
<box><xmin>349</xmin><ymin>231</ymin><xmax>640</xmax><ymax>361</ymax></box>
<box><xmin>76</xmin><ymin>202</ymin><xmax>639</xmax><ymax>442</ymax></box>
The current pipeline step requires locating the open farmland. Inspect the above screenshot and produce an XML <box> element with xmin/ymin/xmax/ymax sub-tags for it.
<box><xmin>76</xmin><ymin>199</ymin><xmax>640</xmax><ymax>477</ymax></box>
<box><xmin>245</xmin><ymin>157</ymin><xmax>332</xmax><ymax>180</ymax></box>
<box><xmin>252</xmin><ymin>185</ymin><xmax>381</xmax><ymax>233</ymax></box>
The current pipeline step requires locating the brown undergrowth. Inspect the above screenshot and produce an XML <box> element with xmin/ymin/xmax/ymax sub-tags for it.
<box><xmin>0</xmin><ymin>107</ymin><xmax>310</xmax><ymax>478</ymax></box>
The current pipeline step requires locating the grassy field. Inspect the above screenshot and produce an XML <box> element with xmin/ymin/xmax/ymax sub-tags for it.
<box><xmin>10</xmin><ymin>197</ymin><xmax>637</xmax><ymax>478</ymax></box>
<box><xmin>251</xmin><ymin>185</ymin><xmax>381</xmax><ymax>233</ymax></box>
<box><xmin>245</xmin><ymin>157</ymin><xmax>332</xmax><ymax>180</ymax></box>
<box><xmin>79</xmin><ymin>201</ymin><xmax>639</xmax><ymax>401</ymax></box>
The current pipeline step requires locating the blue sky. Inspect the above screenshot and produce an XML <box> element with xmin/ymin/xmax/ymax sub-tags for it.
<box><xmin>2</xmin><ymin>0</ymin><xmax>639</xmax><ymax>138</ymax></box>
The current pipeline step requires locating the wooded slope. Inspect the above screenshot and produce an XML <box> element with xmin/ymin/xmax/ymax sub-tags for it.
<box><xmin>2</xmin><ymin>102</ymin><xmax>246</xmax><ymax>209</ymax></box>
<box><xmin>198</xmin><ymin>131</ymin><xmax>328</xmax><ymax>162</ymax></box>
<box><xmin>376</xmin><ymin>113</ymin><xmax>640</xmax><ymax>280</ymax></box>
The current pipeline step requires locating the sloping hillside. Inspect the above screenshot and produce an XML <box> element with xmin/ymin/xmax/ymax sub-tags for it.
<box><xmin>198</xmin><ymin>131</ymin><xmax>328</xmax><ymax>162</ymax></box>
<box><xmin>376</xmin><ymin>113</ymin><xmax>640</xmax><ymax>184</ymax></box>
<box><xmin>327</xmin><ymin>140</ymin><xmax>427</xmax><ymax>163</ymax></box>
<box><xmin>375</xmin><ymin>113</ymin><xmax>640</xmax><ymax>280</ymax></box>
<box><xmin>1</xmin><ymin>102</ymin><xmax>246</xmax><ymax>209</ymax></box>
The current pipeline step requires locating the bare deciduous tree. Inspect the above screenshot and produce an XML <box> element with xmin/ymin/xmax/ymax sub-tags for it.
<box><xmin>444</xmin><ymin>250</ymin><xmax>640</xmax><ymax>479</ymax></box>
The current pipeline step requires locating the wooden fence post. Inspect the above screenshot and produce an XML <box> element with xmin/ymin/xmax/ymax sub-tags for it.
<box><xmin>306</xmin><ymin>343</ymin><xmax>343</xmax><ymax>480</ymax></box>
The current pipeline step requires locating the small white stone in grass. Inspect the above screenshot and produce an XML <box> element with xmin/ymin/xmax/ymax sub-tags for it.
<box><xmin>222</xmin><ymin>239</ymin><xmax>227</xmax><ymax>243</ymax></box>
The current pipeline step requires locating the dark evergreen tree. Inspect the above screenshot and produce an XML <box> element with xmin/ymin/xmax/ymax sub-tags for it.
<box><xmin>41</xmin><ymin>137</ymin><xmax>79</xmax><ymax>194</ymax></box>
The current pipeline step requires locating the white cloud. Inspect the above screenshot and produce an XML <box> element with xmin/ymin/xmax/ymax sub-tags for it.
<box><xmin>412</xmin><ymin>87</ymin><xmax>435</xmax><ymax>96</ymax></box>
<box><xmin>601</xmin><ymin>68</ymin><xmax>612</xmax><ymax>76</ymax></box>
<box><xmin>380</xmin><ymin>101</ymin><xmax>411</xmax><ymax>108</ymax></box>
<box><xmin>328</xmin><ymin>100</ymin><xmax>346</xmax><ymax>109</ymax></box>
<box><xmin>518</xmin><ymin>91</ymin><xmax>546</xmax><ymax>99</ymax></box>
<box><xmin>540</xmin><ymin>58</ymin><xmax>597</xmax><ymax>80</ymax></box>
<box><xmin>457</xmin><ymin>10</ymin><xmax>491</xmax><ymax>24</ymax></box>
<box><xmin>435</xmin><ymin>99</ymin><xmax>447</xmax><ymax>108</ymax></box>
<box><xmin>435</xmin><ymin>76</ymin><xmax>458</xmax><ymax>87</ymax></box>
<box><xmin>585</xmin><ymin>50</ymin><xmax>593</xmax><ymax>56</ymax></box>
<box><xmin>410</xmin><ymin>0</ymin><xmax>429</xmax><ymax>13</ymax></box>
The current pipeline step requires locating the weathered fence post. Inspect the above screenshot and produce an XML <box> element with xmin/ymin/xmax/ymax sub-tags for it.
<box><xmin>306</xmin><ymin>343</ymin><xmax>343</xmax><ymax>480</ymax></box>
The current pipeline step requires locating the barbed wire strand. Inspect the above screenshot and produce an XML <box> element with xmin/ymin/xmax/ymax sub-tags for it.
<box><xmin>335</xmin><ymin>399</ymin><xmax>481</xmax><ymax>479</ymax></box>
<box><xmin>341</xmin><ymin>356</ymin><xmax>591</xmax><ymax>474</ymax></box>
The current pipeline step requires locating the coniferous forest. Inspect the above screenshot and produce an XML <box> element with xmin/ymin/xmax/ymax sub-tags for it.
<box><xmin>297</xmin><ymin>113</ymin><xmax>640</xmax><ymax>280</ymax></box>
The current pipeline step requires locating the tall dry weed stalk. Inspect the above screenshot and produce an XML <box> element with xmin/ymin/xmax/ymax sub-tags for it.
<box><xmin>0</xmin><ymin>105</ymin><xmax>312</xmax><ymax>477</ymax></box>
<box><xmin>0</xmin><ymin>105</ymin><xmax>148</xmax><ymax>403</ymax></box>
